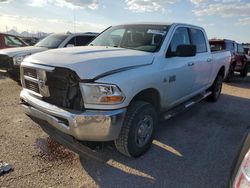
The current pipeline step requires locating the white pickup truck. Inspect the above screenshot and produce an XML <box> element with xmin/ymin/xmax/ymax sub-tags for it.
<box><xmin>20</xmin><ymin>23</ymin><xmax>231</xmax><ymax>157</ymax></box>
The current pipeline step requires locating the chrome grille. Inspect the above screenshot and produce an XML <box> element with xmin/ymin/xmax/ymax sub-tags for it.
<box><xmin>23</xmin><ymin>67</ymin><xmax>37</xmax><ymax>79</ymax></box>
<box><xmin>21</xmin><ymin>65</ymin><xmax>50</xmax><ymax>97</ymax></box>
<box><xmin>25</xmin><ymin>79</ymin><xmax>39</xmax><ymax>93</ymax></box>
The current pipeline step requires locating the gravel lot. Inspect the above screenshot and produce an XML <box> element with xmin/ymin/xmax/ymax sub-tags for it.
<box><xmin>0</xmin><ymin>74</ymin><xmax>250</xmax><ymax>188</ymax></box>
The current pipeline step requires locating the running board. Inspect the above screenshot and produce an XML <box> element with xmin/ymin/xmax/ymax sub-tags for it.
<box><xmin>163</xmin><ymin>91</ymin><xmax>212</xmax><ymax>120</ymax></box>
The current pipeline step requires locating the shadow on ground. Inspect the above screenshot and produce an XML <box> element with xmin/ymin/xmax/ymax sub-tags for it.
<box><xmin>35</xmin><ymin>93</ymin><xmax>250</xmax><ymax>188</ymax></box>
<box><xmin>225</xmin><ymin>74</ymin><xmax>250</xmax><ymax>89</ymax></box>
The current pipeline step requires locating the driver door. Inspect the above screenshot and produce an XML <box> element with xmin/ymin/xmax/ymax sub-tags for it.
<box><xmin>161</xmin><ymin>27</ymin><xmax>196</xmax><ymax>107</ymax></box>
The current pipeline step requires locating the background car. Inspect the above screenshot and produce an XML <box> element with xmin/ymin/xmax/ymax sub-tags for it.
<box><xmin>19</xmin><ymin>36</ymin><xmax>39</xmax><ymax>46</ymax></box>
<box><xmin>0</xmin><ymin>33</ymin><xmax>27</xmax><ymax>49</ymax></box>
<box><xmin>209</xmin><ymin>39</ymin><xmax>248</xmax><ymax>81</ymax></box>
<box><xmin>0</xmin><ymin>32</ymin><xmax>98</xmax><ymax>80</ymax></box>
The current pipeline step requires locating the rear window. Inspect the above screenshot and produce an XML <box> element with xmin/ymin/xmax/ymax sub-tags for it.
<box><xmin>190</xmin><ymin>29</ymin><xmax>207</xmax><ymax>53</ymax></box>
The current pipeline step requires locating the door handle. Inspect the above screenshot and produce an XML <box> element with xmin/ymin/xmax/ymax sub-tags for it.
<box><xmin>207</xmin><ymin>58</ymin><xmax>212</xmax><ymax>62</ymax></box>
<box><xmin>188</xmin><ymin>62</ymin><xmax>195</xmax><ymax>66</ymax></box>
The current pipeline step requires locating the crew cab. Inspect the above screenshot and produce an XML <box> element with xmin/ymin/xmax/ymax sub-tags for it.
<box><xmin>209</xmin><ymin>39</ymin><xmax>248</xmax><ymax>81</ymax></box>
<box><xmin>0</xmin><ymin>33</ymin><xmax>27</xmax><ymax>49</ymax></box>
<box><xmin>0</xmin><ymin>32</ymin><xmax>98</xmax><ymax>79</ymax></box>
<box><xmin>20</xmin><ymin>23</ymin><xmax>231</xmax><ymax>157</ymax></box>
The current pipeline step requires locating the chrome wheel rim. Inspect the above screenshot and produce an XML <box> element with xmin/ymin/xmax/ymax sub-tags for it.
<box><xmin>135</xmin><ymin>115</ymin><xmax>153</xmax><ymax>147</ymax></box>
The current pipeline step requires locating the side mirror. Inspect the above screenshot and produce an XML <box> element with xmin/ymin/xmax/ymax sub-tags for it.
<box><xmin>66</xmin><ymin>44</ymin><xmax>75</xmax><ymax>48</ymax></box>
<box><xmin>166</xmin><ymin>44</ymin><xmax>196</xmax><ymax>58</ymax></box>
<box><xmin>176</xmin><ymin>45</ymin><xmax>196</xmax><ymax>57</ymax></box>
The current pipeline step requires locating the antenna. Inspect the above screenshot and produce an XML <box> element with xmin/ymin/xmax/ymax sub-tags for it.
<box><xmin>73</xmin><ymin>8</ymin><xmax>76</xmax><ymax>33</ymax></box>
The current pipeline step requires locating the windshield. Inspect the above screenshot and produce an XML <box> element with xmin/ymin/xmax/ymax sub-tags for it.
<box><xmin>35</xmin><ymin>34</ymin><xmax>68</xmax><ymax>48</ymax></box>
<box><xmin>90</xmin><ymin>24</ymin><xmax>170</xmax><ymax>52</ymax></box>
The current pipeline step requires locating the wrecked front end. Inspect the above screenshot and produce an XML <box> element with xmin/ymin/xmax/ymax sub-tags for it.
<box><xmin>20</xmin><ymin>62</ymin><xmax>126</xmax><ymax>141</ymax></box>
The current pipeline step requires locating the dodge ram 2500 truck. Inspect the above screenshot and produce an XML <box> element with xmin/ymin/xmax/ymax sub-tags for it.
<box><xmin>20</xmin><ymin>23</ymin><xmax>231</xmax><ymax>157</ymax></box>
<box><xmin>0</xmin><ymin>32</ymin><xmax>98</xmax><ymax>80</ymax></box>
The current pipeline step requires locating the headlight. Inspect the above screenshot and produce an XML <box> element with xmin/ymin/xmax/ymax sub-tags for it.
<box><xmin>80</xmin><ymin>83</ymin><xmax>125</xmax><ymax>105</ymax></box>
<box><xmin>13</xmin><ymin>55</ymin><xmax>26</xmax><ymax>65</ymax></box>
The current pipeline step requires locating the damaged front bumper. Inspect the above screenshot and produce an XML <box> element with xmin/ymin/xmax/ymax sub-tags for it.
<box><xmin>20</xmin><ymin>89</ymin><xmax>126</xmax><ymax>141</ymax></box>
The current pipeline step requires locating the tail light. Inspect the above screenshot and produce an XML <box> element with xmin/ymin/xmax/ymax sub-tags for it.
<box><xmin>233</xmin><ymin>149</ymin><xmax>250</xmax><ymax>188</ymax></box>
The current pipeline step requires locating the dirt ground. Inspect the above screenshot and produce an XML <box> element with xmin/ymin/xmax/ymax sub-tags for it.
<box><xmin>0</xmin><ymin>74</ymin><xmax>250</xmax><ymax>188</ymax></box>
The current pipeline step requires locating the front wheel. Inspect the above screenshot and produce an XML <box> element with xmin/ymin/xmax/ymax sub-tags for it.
<box><xmin>207</xmin><ymin>74</ymin><xmax>223</xmax><ymax>102</ymax></box>
<box><xmin>115</xmin><ymin>101</ymin><xmax>158</xmax><ymax>158</ymax></box>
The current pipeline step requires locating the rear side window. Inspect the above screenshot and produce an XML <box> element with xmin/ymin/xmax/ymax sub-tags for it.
<box><xmin>190</xmin><ymin>28</ymin><xmax>207</xmax><ymax>53</ymax></box>
<box><xmin>169</xmin><ymin>27</ymin><xmax>190</xmax><ymax>53</ymax></box>
<box><xmin>67</xmin><ymin>36</ymin><xmax>96</xmax><ymax>46</ymax></box>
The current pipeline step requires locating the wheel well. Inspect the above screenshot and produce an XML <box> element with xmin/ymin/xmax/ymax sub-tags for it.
<box><xmin>218</xmin><ymin>66</ymin><xmax>225</xmax><ymax>78</ymax></box>
<box><xmin>131</xmin><ymin>88</ymin><xmax>160</xmax><ymax>113</ymax></box>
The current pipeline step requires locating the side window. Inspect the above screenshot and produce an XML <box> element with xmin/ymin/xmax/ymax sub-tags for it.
<box><xmin>168</xmin><ymin>27</ymin><xmax>190</xmax><ymax>53</ymax></box>
<box><xmin>190</xmin><ymin>28</ymin><xmax>207</xmax><ymax>53</ymax></box>
<box><xmin>4</xmin><ymin>36</ymin><xmax>24</xmax><ymax>47</ymax></box>
<box><xmin>66</xmin><ymin>37</ymin><xmax>76</xmax><ymax>46</ymax></box>
<box><xmin>75</xmin><ymin>36</ymin><xmax>95</xmax><ymax>46</ymax></box>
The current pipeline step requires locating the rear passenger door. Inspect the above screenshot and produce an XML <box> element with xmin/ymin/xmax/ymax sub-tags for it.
<box><xmin>189</xmin><ymin>28</ymin><xmax>212</xmax><ymax>92</ymax></box>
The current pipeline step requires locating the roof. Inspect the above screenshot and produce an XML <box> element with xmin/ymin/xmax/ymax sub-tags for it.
<box><xmin>209</xmin><ymin>39</ymin><xmax>236</xmax><ymax>43</ymax></box>
<box><xmin>67</xmin><ymin>32</ymin><xmax>99</xmax><ymax>36</ymax></box>
<box><xmin>113</xmin><ymin>22</ymin><xmax>205</xmax><ymax>30</ymax></box>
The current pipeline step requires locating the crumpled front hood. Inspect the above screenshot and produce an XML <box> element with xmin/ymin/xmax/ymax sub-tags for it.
<box><xmin>0</xmin><ymin>46</ymin><xmax>48</xmax><ymax>57</ymax></box>
<box><xmin>24</xmin><ymin>46</ymin><xmax>155</xmax><ymax>79</ymax></box>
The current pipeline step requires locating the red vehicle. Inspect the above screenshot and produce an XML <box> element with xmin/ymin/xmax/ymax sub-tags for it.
<box><xmin>209</xmin><ymin>39</ymin><xmax>248</xmax><ymax>81</ymax></box>
<box><xmin>0</xmin><ymin>33</ymin><xmax>27</xmax><ymax>49</ymax></box>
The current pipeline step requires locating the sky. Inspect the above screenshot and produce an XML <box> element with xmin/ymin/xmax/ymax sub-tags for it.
<box><xmin>0</xmin><ymin>0</ymin><xmax>249</xmax><ymax>43</ymax></box>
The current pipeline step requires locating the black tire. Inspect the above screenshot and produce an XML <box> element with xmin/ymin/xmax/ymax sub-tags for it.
<box><xmin>115</xmin><ymin>101</ymin><xmax>158</xmax><ymax>158</ymax></box>
<box><xmin>207</xmin><ymin>74</ymin><xmax>223</xmax><ymax>102</ymax></box>
<box><xmin>240</xmin><ymin>64</ymin><xmax>248</xmax><ymax>77</ymax></box>
<box><xmin>224</xmin><ymin>64</ymin><xmax>235</xmax><ymax>82</ymax></box>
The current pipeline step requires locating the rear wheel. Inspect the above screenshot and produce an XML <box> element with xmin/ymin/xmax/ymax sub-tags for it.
<box><xmin>115</xmin><ymin>101</ymin><xmax>157</xmax><ymax>157</ymax></box>
<box><xmin>207</xmin><ymin>74</ymin><xmax>223</xmax><ymax>102</ymax></box>
<box><xmin>225</xmin><ymin>64</ymin><xmax>235</xmax><ymax>82</ymax></box>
